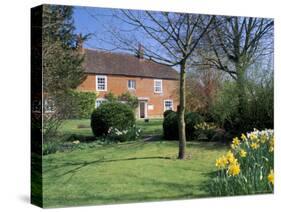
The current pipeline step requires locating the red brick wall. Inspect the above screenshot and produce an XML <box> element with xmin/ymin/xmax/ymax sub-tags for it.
<box><xmin>77</xmin><ymin>74</ymin><xmax>179</xmax><ymax>118</ymax></box>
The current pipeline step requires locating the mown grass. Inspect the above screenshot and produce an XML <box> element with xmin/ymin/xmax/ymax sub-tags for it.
<box><xmin>59</xmin><ymin>119</ymin><xmax>164</xmax><ymax>137</ymax></box>
<box><xmin>42</xmin><ymin>119</ymin><xmax>228</xmax><ymax>208</ymax></box>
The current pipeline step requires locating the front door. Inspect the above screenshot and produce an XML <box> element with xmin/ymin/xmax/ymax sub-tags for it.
<box><xmin>139</xmin><ymin>101</ymin><xmax>147</xmax><ymax>118</ymax></box>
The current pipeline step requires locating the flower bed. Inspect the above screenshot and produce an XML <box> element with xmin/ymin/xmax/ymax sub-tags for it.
<box><xmin>210</xmin><ymin>129</ymin><xmax>274</xmax><ymax>196</ymax></box>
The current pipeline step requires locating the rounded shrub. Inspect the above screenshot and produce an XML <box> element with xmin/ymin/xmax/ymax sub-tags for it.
<box><xmin>91</xmin><ymin>102</ymin><xmax>135</xmax><ymax>137</ymax></box>
<box><xmin>163</xmin><ymin>111</ymin><xmax>204</xmax><ymax>140</ymax></box>
<box><xmin>163</xmin><ymin>111</ymin><xmax>178</xmax><ymax>140</ymax></box>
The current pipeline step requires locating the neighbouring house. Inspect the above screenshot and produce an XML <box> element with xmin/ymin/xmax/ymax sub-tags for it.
<box><xmin>77</xmin><ymin>46</ymin><xmax>179</xmax><ymax>119</ymax></box>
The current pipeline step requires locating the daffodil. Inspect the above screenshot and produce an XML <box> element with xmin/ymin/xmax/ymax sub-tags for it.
<box><xmin>260</xmin><ymin>133</ymin><xmax>267</xmax><ymax>143</ymax></box>
<box><xmin>269</xmin><ymin>137</ymin><xmax>274</xmax><ymax>152</ymax></box>
<box><xmin>268</xmin><ymin>169</ymin><xmax>274</xmax><ymax>185</ymax></box>
<box><xmin>249</xmin><ymin>133</ymin><xmax>258</xmax><ymax>142</ymax></box>
<box><xmin>239</xmin><ymin>149</ymin><xmax>247</xmax><ymax>158</ymax></box>
<box><xmin>250</xmin><ymin>142</ymin><xmax>260</xmax><ymax>150</ymax></box>
<box><xmin>241</xmin><ymin>133</ymin><xmax>247</xmax><ymax>141</ymax></box>
<box><xmin>226</xmin><ymin>151</ymin><xmax>236</xmax><ymax>164</ymax></box>
<box><xmin>216</xmin><ymin>155</ymin><xmax>228</xmax><ymax>169</ymax></box>
<box><xmin>232</xmin><ymin>137</ymin><xmax>240</xmax><ymax>146</ymax></box>
<box><xmin>228</xmin><ymin>162</ymin><xmax>240</xmax><ymax>176</ymax></box>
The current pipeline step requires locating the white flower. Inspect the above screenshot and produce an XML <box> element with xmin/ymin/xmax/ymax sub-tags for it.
<box><xmin>72</xmin><ymin>140</ymin><xmax>80</xmax><ymax>144</ymax></box>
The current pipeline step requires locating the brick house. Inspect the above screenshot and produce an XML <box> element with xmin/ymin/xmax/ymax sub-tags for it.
<box><xmin>77</xmin><ymin>48</ymin><xmax>179</xmax><ymax>119</ymax></box>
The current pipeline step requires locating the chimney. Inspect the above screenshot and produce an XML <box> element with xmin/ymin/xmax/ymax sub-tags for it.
<box><xmin>137</xmin><ymin>43</ymin><xmax>144</xmax><ymax>59</ymax></box>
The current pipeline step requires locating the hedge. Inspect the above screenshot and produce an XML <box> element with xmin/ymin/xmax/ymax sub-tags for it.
<box><xmin>66</xmin><ymin>90</ymin><xmax>97</xmax><ymax>119</ymax></box>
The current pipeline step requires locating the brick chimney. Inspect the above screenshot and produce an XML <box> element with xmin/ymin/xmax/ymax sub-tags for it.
<box><xmin>137</xmin><ymin>43</ymin><xmax>144</xmax><ymax>59</ymax></box>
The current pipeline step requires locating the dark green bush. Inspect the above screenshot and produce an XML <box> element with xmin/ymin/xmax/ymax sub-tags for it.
<box><xmin>163</xmin><ymin>111</ymin><xmax>178</xmax><ymax>140</ymax></box>
<box><xmin>163</xmin><ymin>109</ymin><xmax>174</xmax><ymax>118</ymax></box>
<box><xmin>91</xmin><ymin>102</ymin><xmax>135</xmax><ymax>137</ymax></box>
<box><xmin>163</xmin><ymin>111</ymin><xmax>204</xmax><ymax>140</ymax></box>
<box><xmin>185</xmin><ymin>112</ymin><xmax>204</xmax><ymax>139</ymax></box>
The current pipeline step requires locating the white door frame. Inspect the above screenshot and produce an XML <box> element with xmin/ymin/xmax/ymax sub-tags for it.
<box><xmin>138</xmin><ymin>100</ymin><xmax>148</xmax><ymax>119</ymax></box>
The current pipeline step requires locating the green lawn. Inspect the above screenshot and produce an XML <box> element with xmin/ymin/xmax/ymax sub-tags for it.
<box><xmin>59</xmin><ymin>118</ymin><xmax>164</xmax><ymax>137</ymax></box>
<box><xmin>43</xmin><ymin>119</ymin><xmax>228</xmax><ymax>208</ymax></box>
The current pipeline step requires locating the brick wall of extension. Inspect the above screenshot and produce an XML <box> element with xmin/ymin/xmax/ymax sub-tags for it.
<box><xmin>77</xmin><ymin>74</ymin><xmax>179</xmax><ymax>119</ymax></box>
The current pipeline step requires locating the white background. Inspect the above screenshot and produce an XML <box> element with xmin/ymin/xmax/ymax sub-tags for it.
<box><xmin>0</xmin><ymin>0</ymin><xmax>280</xmax><ymax>211</ymax></box>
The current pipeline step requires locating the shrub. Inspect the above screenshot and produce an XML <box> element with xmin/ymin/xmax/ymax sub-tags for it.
<box><xmin>105</xmin><ymin>91</ymin><xmax>138</xmax><ymax>109</ymax></box>
<box><xmin>210</xmin><ymin>78</ymin><xmax>273</xmax><ymax>134</ymax></box>
<box><xmin>163</xmin><ymin>111</ymin><xmax>204</xmax><ymax>140</ymax></box>
<box><xmin>210</xmin><ymin>129</ymin><xmax>274</xmax><ymax>196</ymax></box>
<box><xmin>64</xmin><ymin>90</ymin><xmax>97</xmax><ymax>119</ymax></box>
<box><xmin>185</xmin><ymin>112</ymin><xmax>204</xmax><ymax>140</ymax></box>
<box><xmin>194</xmin><ymin>122</ymin><xmax>218</xmax><ymax>141</ymax></box>
<box><xmin>163</xmin><ymin>111</ymin><xmax>178</xmax><ymax>140</ymax></box>
<box><xmin>163</xmin><ymin>109</ymin><xmax>174</xmax><ymax>118</ymax></box>
<box><xmin>91</xmin><ymin>102</ymin><xmax>135</xmax><ymax>137</ymax></box>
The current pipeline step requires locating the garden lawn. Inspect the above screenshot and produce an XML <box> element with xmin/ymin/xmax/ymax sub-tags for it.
<box><xmin>43</xmin><ymin>140</ymin><xmax>227</xmax><ymax>207</ymax></box>
<box><xmin>59</xmin><ymin>119</ymin><xmax>164</xmax><ymax>137</ymax></box>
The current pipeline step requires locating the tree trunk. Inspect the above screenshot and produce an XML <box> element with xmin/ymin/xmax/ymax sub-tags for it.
<box><xmin>178</xmin><ymin>60</ymin><xmax>187</xmax><ymax>159</ymax></box>
<box><xmin>236</xmin><ymin>66</ymin><xmax>246</xmax><ymax>119</ymax></box>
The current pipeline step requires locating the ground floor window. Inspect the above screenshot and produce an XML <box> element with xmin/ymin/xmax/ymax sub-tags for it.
<box><xmin>164</xmin><ymin>100</ymin><xmax>173</xmax><ymax>111</ymax></box>
<box><xmin>95</xmin><ymin>98</ymin><xmax>107</xmax><ymax>108</ymax></box>
<box><xmin>44</xmin><ymin>98</ymin><xmax>55</xmax><ymax>113</ymax></box>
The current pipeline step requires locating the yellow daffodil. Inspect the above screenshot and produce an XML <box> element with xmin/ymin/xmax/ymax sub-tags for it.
<box><xmin>226</xmin><ymin>151</ymin><xmax>236</xmax><ymax>164</ymax></box>
<box><xmin>232</xmin><ymin>137</ymin><xmax>240</xmax><ymax>146</ymax></box>
<box><xmin>268</xmin><ymin>169</ymin><xmax>274</xmax><ymax>185</ymax></box>
<box><xmin>239</xmin><ymin>149</ymin><xmax>247</xmax><ymax>158</ymax></box>
<box><xmin>215</xmin><ymin>155</ymin><xmax>228</xmax><ymax>169</ymax></box>
<box><xmin>260</xmin><ymin>133</ymin><xmax>267</xmax><ymax>143</ymax></box>
<box><xmin>250</xmin><ymin>142</ymin><xmax>260</xmax><ymax>150</ymax></box>
<box><xmin>241</xmin><ymin>133</ymin><xmax>247</xmax><ymax>141</ymax></box>
<box><xmin>228</xmin><ymin>162</ymin><xmax>240</xmax><ymax>176</ymax></box>
<box><xmin>249</xmin><ymin>133</ymin><xmax>258</xmax><ymax>142</ymax></box>
<box><xmin>269</xmin><ymin>137</ymin><xmax>274</xmax><ymax>152</ymax></box>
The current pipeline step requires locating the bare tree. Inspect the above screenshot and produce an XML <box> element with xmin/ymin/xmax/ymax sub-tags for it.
<box><xmin>201</xmin><ymin>16</ymin><xmax>273</xmax><ymax>119</ymax></box>
<box><xmin>97</xmin><ymin>10</ymin><xmax>215</xmax><ymax>159</ymax></box>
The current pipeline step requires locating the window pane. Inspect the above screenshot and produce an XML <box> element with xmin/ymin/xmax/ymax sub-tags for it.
<box><xmin>97</xmin><ymin>76</ymin><xmax>106</xmax><ymax>90</ymax></box>
<box><xmin>154</xmin><ymin>80</ymin><xmax>162</xmax><ymax>92</ymax></box>
<box><xmin>128</xmin><ymin>80</ymin><xmax>136</xmax><ymax>89</ymax></box>
<box><xmin>165</xmin><ymin>100</ymin><xmax>173</xmax><ymax>110</ymax></box>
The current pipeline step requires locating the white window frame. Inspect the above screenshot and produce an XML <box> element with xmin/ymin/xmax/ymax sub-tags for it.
<box><xmin>44</xmin><ymin>98</ymin><xmax>55</xmax><ymax>113</ymax></box>
<box><xmin>96</xmin><ymin>75</ymin><xmax>107</xmax><ymax>91</ymax></box>
<box><xmin>154</xmin><ymin>79</ymin><xmax>163</xmax><ymax>93</ymax></box>
<box><xmin>95</xmin><ymin>98</ymin><xmax>107</xmax><ymax>108</ymax></box>
<box><xmin>128</xmin><ymin>79</ymin><xmax>136</xmax><ymax>90</ymax></box>
<box><xmin>164</xmin><ymin>99</ymin><xmax>173</xmax><ymax>111</ymax></box>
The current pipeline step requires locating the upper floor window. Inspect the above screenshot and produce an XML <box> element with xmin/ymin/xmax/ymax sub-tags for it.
<box><xmin>164</xmin><ymin>100</ymin><xmax>173</xmax><ymax>111</ymax></box>
<box><xmin>154</xmin><ymin>79</ymin><xmax>163</xmax><ymax>93</ymax></box>
<box><xmin>128</xmin><ymin>80</ymin><xmax>136</xmax><ymax>90</ymax></box>
<box><xmin>96</xmin><ymin>75</ymin><xmax>107</xmax><ymax>91</ymax></box>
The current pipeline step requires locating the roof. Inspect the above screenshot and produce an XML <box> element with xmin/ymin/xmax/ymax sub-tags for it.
<box><xmin>83</xmin><ymin>49</ymin><xmax>179</xmax><ymax>80</ymax></box>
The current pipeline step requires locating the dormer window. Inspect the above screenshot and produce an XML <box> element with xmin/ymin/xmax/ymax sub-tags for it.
<box><xmin>96</xmin><ymin>75</ymin><xmax>107</xmax><ymax>91</ymax></box>
<box><xmin>128</xmin><ymin>80</ymin><xmax>136</xmax><ymax>90</ymax></box>
<box><xmin>154</xmin><ymin>79</ymin><xmax>163</xmax><ymax>93</ymax></box>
